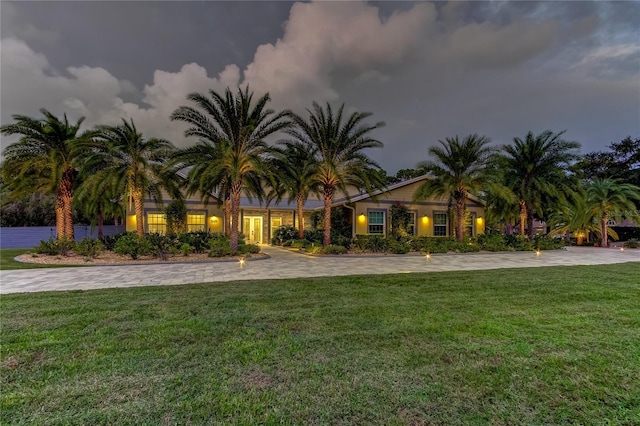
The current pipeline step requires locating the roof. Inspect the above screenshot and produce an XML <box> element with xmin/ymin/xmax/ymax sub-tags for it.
<box><xmin>331</xmin><ymin>174</ymin><xmax>486</xmax><ymax>206</ymax></box>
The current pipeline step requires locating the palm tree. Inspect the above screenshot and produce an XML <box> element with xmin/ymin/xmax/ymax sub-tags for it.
<box><xmin>74</xmin><ymin>176</ymin><xmax>124</xmax><ymax>239</ymax></box>
<box><xmin>1</xmin><ymin>109</ymin><xmax>92</xmax><ymax>239</ymax></box>
<box><xmin>495</xmin><ymin>130</ymin><xmax>580</xmax><ymax>240</ymax></box>
<box><xmin>586</xmin><ymin>178</ymin><xmax>640</xmax><ymax>247</ymax></box>
<box><xmin>413</xmin><ymin>134</ymin><xmax>494</xmax><ymax>243</ymax></box>
<box><xmin>287</xmin><ymin>102</ymin><xmax>386</xmax><ymax>246</ymax></box>
<box><xmin>170</xmin><ymin>86</ymin><xmax>290</xmax><ymax>250</ymax></box>
<box><xmin>84</xmin><ymin>119</ymin><xmax>181</xmax><ymax>236</ymax></box>
<box><xmin>547</xmin><ymin>191</ymin><xmax>614</xmax><ymax>245</ymax></box>
<box><xmin>269</xmin><ymin>141</ymin><xmax>320</xmax><ymax>239</ymax></box>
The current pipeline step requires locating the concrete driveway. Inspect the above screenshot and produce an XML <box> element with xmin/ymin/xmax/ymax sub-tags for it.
<box><xmin>1</xmin><ymin>246</ymin><xmax>638</xmax><ymax>294</ymax></box>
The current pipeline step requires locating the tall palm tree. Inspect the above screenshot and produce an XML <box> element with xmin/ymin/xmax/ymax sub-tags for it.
<box><xmin>269</xmin><ymin>141</ymin><xmax>321</xmax><ymax>239</ymax></box>
<box><xmin>170</xmin><ymin>86</ymin><xmax>290</xmax><ymax>250</ymax></box>
<box><xmin>586</xmin><ymin>178</ymin><xmax>640</xmax><ymax>247</ymax></box>
<box><xmin>495</xmin><ymin>130</ymin><xmax>580</xmax><ymax>240</ymax></box>
<box><xmin>413</xmin><ymin>134</ymin><xmax>494</xmax><ymax>243</ymax></box>
<box><xmin>547</xmin><ymin>191</ymin><xmax>614</xmax><ymax>245</ymax></box>
<box><xmin>1</xmin><ymin>109</ymin><xmax>92</xmax><ymax>239</ymax></box>
<box><xmin>287</xmin><ymin>102</ymin><xmax>385</xmax><ymax>246</ymax></box>
<box><xmin>84</xmin><ymin>119</ymin><xmax>181</xmax><ymax>236</ymax></box>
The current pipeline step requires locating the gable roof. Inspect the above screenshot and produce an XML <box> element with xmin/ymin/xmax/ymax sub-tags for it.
<box><xmin>331</xmin><ymin>174</ymin><xmax>486</xmax><ymax>206</ymax></box>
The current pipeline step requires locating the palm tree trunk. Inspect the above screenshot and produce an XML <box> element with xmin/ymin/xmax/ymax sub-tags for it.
<box><xmin>323</xmin><ymin>186</ymin><xmax>333</xmax><ymax>246</ymax></box>
<box><xmin>55</xmin><ymin>196</ymin><xmax>65</xmax><ymax>240</ymax></box>
<box><xmin>600</xmin><ymin>214</ymin><xmax>608</xmax><ymax>247</ymax></box>
<box><xmin>527</xmin><ymin>208</ymin><xmax>535</xmax><ymax>241</ymax></box>
<box><xmin>133</xmin><ymin>189</ymin><xmax>144</xmax><ymax>236</ymax></box>
<box><xmin>456</xmin><ymin>197</ymin><xmax>465</xmax><ymax>243</ymax></box>
<box><xmin>518</xmin><ymin>200</ymin><xmax>527</xmax><ymax>236</ymax></box>
<box><xmin>230</xmin><ymin>183</ymin><xmax>242</xmax><ymax>251</ymax></box>
<box><xmin>297</xmin><ymin>195</ymin><xmax>305</xmax><ymax>240</ymax></box>
<box><xmin>61</xmin><ymin>170</ymin><xmax>74</xmax><ymax>240</ymax></box>
<box><xmin>97</xmin><ymin>211</ymin><xmax>104</xmax><ymax>239</ymax></box>
<box><xmin>224</xmin><ymin>198</ymin><xmax>231</xmax><ymax>237</ymax></box>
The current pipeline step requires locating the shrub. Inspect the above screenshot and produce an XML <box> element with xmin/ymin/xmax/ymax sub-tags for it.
<box><xmin>451</xmin><ymin>238</ymin><xmax>481</xmax><ymax>253</ymax></box>
<box><xmin>504</xmin><ymin>234</ymin><xmax>533</xmax><ymax>251</ymax></box>
<box><xmin>209</xmin><ymin>234</ymin><xmax>232</xmax><ymax>257</ymax></box>
<box><xmin>34</xmin><ymin>238</ymin><xmax>75</xmax><ymax>256</ymax></box>
<box><xmin>331</xmin><ymin>234</ymin><xmax>352</xmax><ymax>249</ymax></box>
<box><xmin>410</xmin><ymin>237</ymin><xmax>456</xmax><ymax>254</ymax></box>
<box><xmin>477</xmin><ymin>232</ymin><xmax>508</xmax><ymax>252</ymax></box>
<box><xmin>100</xmin><ymin>232</ymin><xmax>127</xmax><ymax>251</ymax></box>
<box><xmin>114</xmin><ymin>233</ymin><xmax>152</xmax><ymax>259</ymax></box>
<box><xmin>388</xmin><ymin>241</ymin><xmax>410</xmax><ymax>254</ymax></box>
<box><xmin>239</xmin><ymin>243</ymin><xmax>261</xmax><ymax>254</ymax></box>
<box><xmin>74</xmin><ymin>238</ymin><xmax>105</xmax><ymax>259</ymax></box>
<box><xmin>272</xmin><ymin>225</ymin><xmax>299</xmax><ymax>245</ymax></box>
<box><xmin>180</xmin><ymin>243</ymin><xmax>194</xmax><ymax>256</ymax></box>
<box><xmin>290</xmin><ymin>239</ymin><xmax>309</xmax><ymax>249</ymax></box>
<box><xmin>304</xmin><ymin>229</ymin><xmax>323</xmax><ymax>244</ymax></box>
<box><xmin>308</xmin><ymin>244</ymin><xmax>347</xmax><ymax>255</ymax></box>
<box><xmin>533</xmin><ymin>235</ymin><xmax>565</xmax><ymax>250</ymax></box>
<box><xmin>624</xmin><ymin>238</ymin><xmax>638</xmax><ymax>248</ymax></box>
<box><xmin>353</xmin><ymin>235</ymin><xmax>388</xmax><ymax>253</ymax></box>
<box><xmin>178</xmin><ymin>231</ymin><xmax>212</xmax><ymax>253</ymax></box>
<box><xmin>145</xmin><ymin>233</ymin><xmax>176</xmax><ymax>260</ymax></box>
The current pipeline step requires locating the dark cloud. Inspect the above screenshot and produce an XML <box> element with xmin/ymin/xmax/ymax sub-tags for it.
<box><xmin>1</xmin><ymin>1</ymin><xmax>638</xmax><ymax>173</ymax></box>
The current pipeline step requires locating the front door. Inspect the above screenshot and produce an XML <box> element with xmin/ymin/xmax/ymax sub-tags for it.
<box><xmin>243</xmin><ymin>216</ymin><xmax>263</xmax><ymax>244</ymax></box>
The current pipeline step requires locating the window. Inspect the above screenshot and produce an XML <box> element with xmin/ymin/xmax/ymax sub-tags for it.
<box><xmin>407</xmin><ymin>212</ymin><xmax>417</xmax><ymax>236</ymax></box>
<box><xmin>271</xmin><ymin>217</ymin><xmax>283</xmax><ymax>239</ymax></box>
<box><xmin>368</xmin><ymin>210</ymin><xmax>385</xmax><ymax>234</ymax></box>
<box><xmin>147</xmin><ymin>212</ymin><xmax>166</xmax><ymax>234</ymax></box>
<box><xmin>187</xmin><ymin>212</ymin><xmax>206</xmax><ymax>232</ymax></box>
<box><xmin>433</xmin><ymin>212</ymin><xmax>448</xmax><ymax>236</ymax></box>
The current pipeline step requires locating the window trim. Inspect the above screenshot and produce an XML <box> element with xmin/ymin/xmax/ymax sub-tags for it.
<box><xmin>367</xmin><ymin>209</ymin><xmax>386</xmax><ymax>235</ymax></box>
<box><xmin>186</xmin><ymin>211</ymin><xmax>207</xmax><ymax>232</ymax></box>
<box><xmin>433</xmin><ymin>211</ymin><xmax>448</xmax><ymax>237</ymax></box>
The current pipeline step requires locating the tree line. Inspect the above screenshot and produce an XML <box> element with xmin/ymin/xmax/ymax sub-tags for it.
<box><xmin>2</xmin><ymin>86</ymin><xmax>639</xmax><ymax>250</ymax></box>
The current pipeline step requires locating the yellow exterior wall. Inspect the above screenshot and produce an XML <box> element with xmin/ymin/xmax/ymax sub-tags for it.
<box><xmin>352</xmin><ymin>180</ymin><xmax>485</xmax><ymax>237</ymax></box>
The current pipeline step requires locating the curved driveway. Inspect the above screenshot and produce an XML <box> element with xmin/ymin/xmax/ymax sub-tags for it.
<box><xmin>1</xmin><ymin>246</ymin><xmax>638</xmax><ymax>294</ymax></box>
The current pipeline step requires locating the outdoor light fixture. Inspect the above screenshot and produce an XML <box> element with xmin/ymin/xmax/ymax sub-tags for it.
<box><xmin>425</xmin><ymin>253</ymin><xmax>431</xmax><ymax>260</ymax></box>
<box><xmin>358</xmin><ymin>213</ymin><xmax>366</xmax><ymax>224</ymax></box>
<box><xmin>239</xmin><ymin>258</ymin><xmax>246</xmax><ymax>267</ymax></box>
<box><xmin>536</xmin><ymin>250</ymin><xmax>541</xmax><ymax>256</ymax></box>
<box><xmin>476</xmin><ymin>217</ymin><xmax>483</xmax><ymax>224</ymax></box>
<box><xmin>422</xmin><ymin>215</ymin><xmax>429</xmax><ymax>224</ymax></box>
<box><xmin>210</xmin><ymin>216</ymin><xmax>218</xmax><ymax>223</ymax></box>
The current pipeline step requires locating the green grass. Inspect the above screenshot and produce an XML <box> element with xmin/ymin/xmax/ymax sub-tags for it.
<box><xmin>2</xmin><ymin>264</ymin><xmax>639</xmax><ymax>425</ymax></box>
<box><xmin>0</xmin><ymin>248</ymin><xmax>74</xmax><ymax>270</ymax></box>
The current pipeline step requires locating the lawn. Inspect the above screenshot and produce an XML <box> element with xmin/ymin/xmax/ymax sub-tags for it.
<box><xmin>2</xmin><ymin>264</ymin><xmax>639</xmax><ymax>425</ymax></box>
<box><xmin>0</xmin><ymin>248</ymin><xmax>72</xmax><ymax>270</ymax></box>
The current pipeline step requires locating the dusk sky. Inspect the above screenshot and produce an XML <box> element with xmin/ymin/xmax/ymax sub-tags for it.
<box><xmin>1</xmin><ymin>1</ymin><xmax>638</xmax><ymax>173</ymax></box>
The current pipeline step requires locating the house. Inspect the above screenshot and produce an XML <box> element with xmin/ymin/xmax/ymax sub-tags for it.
<box><xmin>125</xmin><ymin>175</ymin><xmax>486</xmax><ymax>242</ymax></box>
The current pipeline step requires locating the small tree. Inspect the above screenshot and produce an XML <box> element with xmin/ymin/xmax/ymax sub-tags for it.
<box><xmin>390</xmin><ymin>202</ymin><xmax>413</xmax><ymax>237</ymax></box>
<box><xmin>165</xmin><ymin>199</ymin><xmax>187</xmax><ymax>235</ymax></box>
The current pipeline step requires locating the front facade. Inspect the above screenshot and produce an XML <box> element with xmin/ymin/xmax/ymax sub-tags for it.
<box><xmin>337</xmin><ymin>176</ymin><xmax>486</xmax><ymax>238</ymax></box>
<box><xmin>127</xmin><ymin>175</ymin><xmax>485</xmax><ymax>242</ymax></box>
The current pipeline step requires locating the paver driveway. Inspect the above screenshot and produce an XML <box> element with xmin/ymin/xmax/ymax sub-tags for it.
<box><xmin>1</xmin><ymin>246</ymin><xmax>638</xmax><ymax>294</ymax></box>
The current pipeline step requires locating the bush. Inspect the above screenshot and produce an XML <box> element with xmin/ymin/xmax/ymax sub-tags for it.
<box><xmin>114</xmin><ymin>233</ymin><xmax>152</xmax><ymax>260</ymax></box>
<box><xmin>504</xmin><ymin>234</ymin><xmax>533</xmax><ymax>251</ymax></box>
<box><xmin>533</xmin><ymin>235</ymin><xmax>565</xmax><ymax>250</ymax></box>
<box><xmin>290</xmin><ymin>239</ymin><xmax>309</xmax><ymax>249</ymax></box>
<box><xmin>239</xmin><ymin>243</ymin><xmax>261</xmax><ymax>254</ymax></box>
<box><xmin>74</xmin><ymin>238</ymin><xmax>105</xmax><ymax>259</ymax></box>
<box><xmin>209</xmin><ymin>234</ymin><xmax>232</xmax><ymax>257</ymax></box>
<box><xmin>388</xmin><ymin>241</ymin><xmax>410</xmax><ymax>254</ymax></box>
<box><xmin>624</xmin><ymin>238</ymin><xmax>638</xmax><ymax>248</ymax></box>
<box><xmin>353</xmin><ymin>235</ymin><xmax>388</xmax><ymax>253</ymax></box>
<box><xmin>477</xmin><ymin>232</ymin><xmax>508</xmax><ymax>252</ymax></box>
<box><xmin>308</xmin><ymin>244</ymin><xmax>347</xmax><ymax>255</ymax></box>
<box><xmin>100</xmin><ymin>232</ymin><xmax>127</xmax><ymax>251</ymax></box>
<box><xmin>180</xmin><ymin>243</ymin><xmax>194</xmax><ymax>256</ymax></box>
<box><xmin>145</xmin><ymin>233</ymin><xmax>176</xmax><ymax>260</ymax></box>
<box><xmin>272</xmin><ymin>225</ymin><xmax>299</xmax><ymax>245</ymax></box>
<box><xmin>410</xmin><ymin>237</ymin><xmax>456</xmax><ymax>254</ymax></box>
<box><xmin>178</xmin><ymin>231</ymin><xmax>212</xmax><ymax>253</ymax></box>
<box><xmin>450</xmin><ymin>238</ymin><xmax>481</xmax><ymax>253</ymax></box>
<box><xmin>304</xmin><ymin>229</ymin><xmax>323</xmax><ymax>244</ymax></box>
<box><xmin>34</xmin><ymin>238</ymin><xmax>75</xmax><ymax>256</ymax></box>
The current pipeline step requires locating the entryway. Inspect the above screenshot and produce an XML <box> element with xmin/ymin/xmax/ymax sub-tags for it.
<box><xmin>243</xmin><ymin>216</ymin><xmax>263</xmax><ymax>244</ymax></box>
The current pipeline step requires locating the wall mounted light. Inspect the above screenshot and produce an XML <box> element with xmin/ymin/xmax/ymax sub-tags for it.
<box><xmin>358</xmin><ymin>213</ymin><xmax>366</xmax><ymax>223</ymax></box>
<box><xmin>421</xmin><ymin>215</ymin><xmax>429</xmax><ymax>224</ymax></box>
<box><xmin>210</xmin><ymin>216</ymin><xmax>218</xmax><ymax>223</ymax></box>
<box><xmin>476</xmin><ymin>217</ymin><xmax>483</xmax><ymax>225</ymax></box>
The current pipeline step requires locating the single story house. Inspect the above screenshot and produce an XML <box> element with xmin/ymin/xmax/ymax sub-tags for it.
<box><xmin>126</xmin><ymin>175</ymin><xmax>486</xmax><ymax>242</ymax></box>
